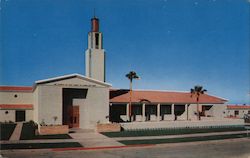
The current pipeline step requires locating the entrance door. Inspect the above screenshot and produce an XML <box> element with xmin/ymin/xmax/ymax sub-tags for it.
<box><xmin>68</xmin><ymin>106</ymin><xmax>79</xmax><ymax>128</ymax></box>
<box><xmin>16</xmin><ymin>110</ymin><xmax>25</xmax><ymax>122</ymax></box>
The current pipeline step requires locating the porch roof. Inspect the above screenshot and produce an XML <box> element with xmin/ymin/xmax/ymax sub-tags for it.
<box><xmin>227</xmin><ymin>105</ymin><xmax>250</xmax><ymax>109</ymax></box>
<box><xmin>110</xmin><ymin>89</ymin><xmax>227</xmax><ymax>104</ymax></box>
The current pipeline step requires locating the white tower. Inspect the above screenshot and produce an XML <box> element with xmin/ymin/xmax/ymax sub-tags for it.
<box><xmin>85</xmin><ymin>16</ymin><xmax>105</xmax><ymax>82</ymax></box>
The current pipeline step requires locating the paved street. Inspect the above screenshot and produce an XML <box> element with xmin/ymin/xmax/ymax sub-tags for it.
<box><xmin>2</xmin><ymin>138</ymin><xmax>250</xmax><ymax>158</ymax></box>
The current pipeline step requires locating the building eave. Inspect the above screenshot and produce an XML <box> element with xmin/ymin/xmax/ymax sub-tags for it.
<box><xmin>0</xmin><ymin>86</ymin><xmax>33</xmax><ymax>92</ymax></box>
<box><xmin>34</xmin><ymin>73</ymin><xmax>112</xmax><ymax>87</ymax></box>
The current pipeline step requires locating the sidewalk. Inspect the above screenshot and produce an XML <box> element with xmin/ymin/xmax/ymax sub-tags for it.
<box><xmin>113</xmin><ymin>130</ymin><xmax>248</xmax><ymax>141</ymax></box>
<box><xmin>1</xmin><ymin>130</ymin><xmax>247</xmax><ymax>146</ymax></box>
<box><xmin>69</xmin><ymin>131</ymin><xmax>124</xmax><ymax>147</ymax></box>
<box><xmin>9</xmin><ymin>122</ymin><xmax>23</xmax><ymax>141</ymax></box>
<box><xmin>1</xmin><ymin>130</ymin><xmax>124</xmax><ymax>148</ymax></box>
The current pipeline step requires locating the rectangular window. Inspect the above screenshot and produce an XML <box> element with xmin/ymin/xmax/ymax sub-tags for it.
<box><xmin>15</xmin><ymin>110</ymin><xmax>26</xmax><ymax>122</ymax></box>
<box><xmin>95</xmin><ymin>33</ymin><xmax>99</xmax><ymax>49</ymax></box>
<box><xmin>174</xmin><ymin>105</ymin><xmax>185</xmax><ymax>116</ymax></box>
<box><xmin>146</xmin><ymin>105</ymin><xmax>157</xmax><ymax>115</ymax></box>
<box><xmin>161</xmin><ymin>105</ymin><xmax>171</xmax><ymax>115</ymax></box>
<box><xmin>132</xmin><ymin>105</ymin><xmax>142</xmax><ymax>115</ymax></box>
<box><xmin>234</xmin><ymin>110</ymin><xmax>239</xmax><ymax>116</ymax></box>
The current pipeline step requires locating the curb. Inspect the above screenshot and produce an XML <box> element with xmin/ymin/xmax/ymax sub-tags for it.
<box><xmin>52</xmin><ymin>144</ymin><xmax>155</xmax><ymax>152</ymax></box>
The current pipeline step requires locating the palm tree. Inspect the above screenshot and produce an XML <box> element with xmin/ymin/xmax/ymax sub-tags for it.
<box><xmin>190</xmin><ymin>85</ymin><xmax>207</xmax><ymax>120</ymax></box>
<box><xmin>126</xmin><ymin>71</ymin><xmax>140</xmax><ymax>122</ymax></box>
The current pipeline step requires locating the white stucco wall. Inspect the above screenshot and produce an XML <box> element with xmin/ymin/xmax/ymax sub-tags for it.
<box><xmin>188</xmin><ymin>104</ymin><xmax>198</xmax><ymax>120</ymax></box>
<box><xmin>85</xmin><ymin>49</ymin><xmax>105</xmax><ymax>82</ymax></box>
<box><xmin>187</xmin><ymin>104</ymin><xmax>226</xmax><ymax>120</ymax></box>
<box><xmin>0</xmin><ymin>91</ymin><xmax>33</xmax><ymax>104</ymax></box>
<box><xmin>87</xmin><ymin>87</ymin><xmax>109</xmax><ymax>125</ymax></box>
<box><xmin>0</xmin><ymin>109</ymin><xmax>33</xmax><ymax>122</ymax></box>
<box><xmin>25</xmin><ymin>110</ymin><xmax>34</xmax><ymax>122</ymax></box>
<box><xmin>212</xmin><ymin>104</ymin><xmax>227</xmax><ymax>118</ymax></box>
<box><xmin>33</xmin><ymin>87</ymin><xmax>39</xmax><ymax>123</ymax></box>
<box><xmin>227</xmin><ymin>109</ymin><xmax>250</xmax><ymax>118</ymax></box>
<box><xmin>0</xmin><ymin>110</ymin><xmax>15</xmax><ymax>122</ymax></box>
<box><xmin>73</xmin><ymin>87</ymin><xmax>109</xmax><ymax>129</ymax></box>
<box><xmin>0</xmin><ymin>91</ymin><xmax>34</xmax><ymax>122</ymax></box>
<box><xmin>36</xmin><ymin>77</ymin><xmax>110</xmax><ymax>129</ymax></box>
<box><xmin>37</xmin><ymin>85</ymin><xmax>63</xmax><ymax>125</ymax></box>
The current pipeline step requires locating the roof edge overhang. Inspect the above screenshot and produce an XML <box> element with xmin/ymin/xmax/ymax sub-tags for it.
<box><xmin>33</xmin><ymin>73</ymin><xmax>112</xmax><ymax>90</ymax></box>
<box><xmin>0</xmin><ymin>104</ymin><xmax>34</xmax><ymax>110</ymax></box>
<box><xmin>0</xmin><ymin>86</ymin><xmax>33</xmax><ymax>92</ymax></box>
<box><xmin>110</xmin><ymin>88</ymin><xmax>227</xmax><ymax>100</ymax></box>
<box><xmin>110</xmin><ymin>101</ymin><xmax>226</xmax><ymax>105</ymax></box>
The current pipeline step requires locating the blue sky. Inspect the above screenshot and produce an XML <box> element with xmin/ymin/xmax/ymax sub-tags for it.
<box><xmin>1</xmin><ymin>0</ymin><xmax>249</xmax><ymax>104</ymax></box>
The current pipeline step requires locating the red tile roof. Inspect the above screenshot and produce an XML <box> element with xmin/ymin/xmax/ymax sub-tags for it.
<box><xmin>0</xmin><ymin>104</ymin><xmax>33</xmax><ymax>109</ymax></box>
<box><xmin>110</xmin><ymin>89</ymin><xmax>227</xmax><ymax>104</ymax></box>
<box><xmin>0</xmin><ymin>86</ymin><xmax>33</xmax><ymax>92</ymax></box>
<box><xmin>227</xmin><ymin>105</ymin><xmax>250</xmax><ymax>109</ymax></box>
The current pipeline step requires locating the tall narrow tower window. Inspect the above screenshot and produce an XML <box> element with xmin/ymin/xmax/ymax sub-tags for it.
<box><xmin>95</xmin><ymin>33</ymin><xmax>99</xmax><ymax>49</ymax></box>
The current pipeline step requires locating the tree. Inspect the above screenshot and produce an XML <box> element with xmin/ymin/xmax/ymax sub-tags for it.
<box><xmin>190</xmin><ymin>85</ymin><xmax>207</xmax><ymax>120</ymax></box>
<box><xmin>126</xmin><ymin>71</ymin><xmax>140</xmax><ymax>122</ymax></box>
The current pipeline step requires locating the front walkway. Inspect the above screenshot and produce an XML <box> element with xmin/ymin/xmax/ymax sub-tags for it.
<box><xmin>9</xmin><ymin>122</ymin><xmax>23</xmax><ymax>141</ymax></box>
<box><xmin>69</xmin><ymin>129</ymin><xmax>124</xmax><ymax>147</ymax></box>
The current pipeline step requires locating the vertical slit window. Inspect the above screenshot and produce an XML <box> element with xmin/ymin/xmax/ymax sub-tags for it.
<box><xmin>95</xmin><ymin>33</ymin><xmax>99</xmax><ymax>49</ymax></box>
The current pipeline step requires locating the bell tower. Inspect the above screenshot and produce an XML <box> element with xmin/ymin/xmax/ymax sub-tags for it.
<box><xmin>85</xmin><ymin>16</ymin><xmax>105</xmax><ymax>82</ymax></box>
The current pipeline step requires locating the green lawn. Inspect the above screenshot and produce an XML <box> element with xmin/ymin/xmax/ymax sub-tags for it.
<box><xmin>119</xmin><ymin>133</ymin><xmax>248</xmax><ymax>145</ymax></box>
<box><xmin>0</xmin><ymin>142</ymin><xmax>82</xmax><ymax>150</ymax></box>
<box><xmin>19</xmin><ymin>122</ymin><xmax>37</xmax><ymax>140</ymax></box>
<box><xmin>34</xmin><ymin>134</ymin><xmax>72</xmax><ymax>139</ymax></box>
<box><xmin>102</xmin><ymin>126</ymin><xmax>246</xmax><ymax>138</ymax></box>
<box><xmin>20</xmin><ymin>122</ymin><xmax>72</xmax><ymax>140</ymax></box>
<box><xmin>0</xmin><ymin>123</ymin><xmax>16</xmax><ymax>140</ymax></box>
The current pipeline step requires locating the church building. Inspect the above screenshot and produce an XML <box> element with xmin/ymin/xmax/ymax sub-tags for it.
<box><xmin>1</xmin><ymin>16</ymin><xmax>242</xmax><ymax>130</ymax></box>
<box><xmin>0</xmin><ymin>16</ymin><xmax>110</xmax><ymax>130</ymax></box>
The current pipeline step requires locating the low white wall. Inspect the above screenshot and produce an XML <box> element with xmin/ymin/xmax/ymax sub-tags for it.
<box><xmin>135</xmin><ymin>115</ymin><xmax>142</xmax><ymax>122</ymax></box>
<box><xmin>163</xmin><ymin>114</ymin><xmax>174</xmax><ymax>121</ymax></box>
<box><xmin>120</xmin><ymin>118</ymin><xmax>245</xmax><ymax>130</ymax></box>
<box><xmin>120</xmin><ymin>115</ymin><xmax>128</xmax><ymax>122</ymax></box>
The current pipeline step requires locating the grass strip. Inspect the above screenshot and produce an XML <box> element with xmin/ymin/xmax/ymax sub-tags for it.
<box><xmin>102</xmin><ymin>126</ymin><xmax>246</xmax><ymax>138</ymax></box>
<box><xmin>20</xmin><ymin>122</ymin><xmax>37</xmax><ymax>140</ymax></box>
<box><xmin>34</xmin><ymin>134</ymin><xmax>72</xmax><ymax>139</ymax></box>
<box><xmin>0</xmin><ymin>123</ymin><xmax>16</xmax><ymax>140</ymax></box>
<box><xmin>0</xmin><ymin>142</ymin><xmax>82</xmax><ymax>150</ymax></box>
<box><xmin>119</xmin><ymin>133</ymin><xmax>248</xmax><ymax>145</ymax></box>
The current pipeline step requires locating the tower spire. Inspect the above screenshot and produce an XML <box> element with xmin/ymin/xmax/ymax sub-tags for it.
<box><xmin>85</xmin><ymin>16</ymin><xmax>105</xmax><ymax>82</ymax></box>
<box><xmin>91</xmin><ymin>10</ymin><xmax>99</xmax><ymax>32</ymax></box>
